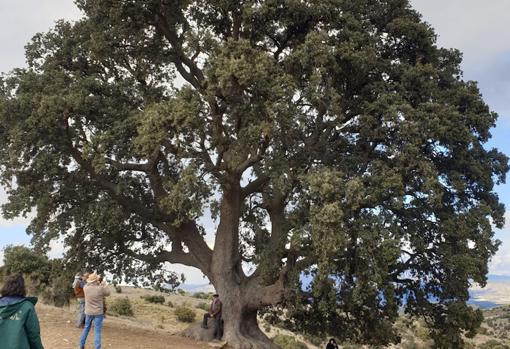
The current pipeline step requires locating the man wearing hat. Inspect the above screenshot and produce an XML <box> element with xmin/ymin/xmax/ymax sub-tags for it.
<box><xmin>78</xmin><ymin>272</ymin><xmax>110</xmax><ymax>349</ymax></box>
<box><xmin>201</xmin><ymin>294</ymin><xmax>223</xmax><ymax>340</ymax></box>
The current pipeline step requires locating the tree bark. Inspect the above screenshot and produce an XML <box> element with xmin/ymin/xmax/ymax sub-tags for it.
<box><xmin>201</xmin><ymin>182</ymin><xmax>281</xmax><ymax>349</ymax></box>
<box><xmin>212</xmin><ymin>279</ymin><xmax>280</xmax><ymax>349</ymax></box>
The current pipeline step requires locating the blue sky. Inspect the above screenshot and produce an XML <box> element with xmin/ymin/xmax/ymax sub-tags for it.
<box><xmin>0</xmin><ymin>1</ymin><xmax>509</xmax><ymax>284</ymax></box>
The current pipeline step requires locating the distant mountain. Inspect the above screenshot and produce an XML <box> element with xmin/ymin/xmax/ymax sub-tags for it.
<box><xmin>469</xmin><ymin>275</ymin><xmax>510</xmax><ymax>307</ymax></box>
<box><xmin>486</xmin><ymin>274</ymin><xmax>510</xmax><ymax>282</ymax></box>
<box><xmin>178</xmin><ymin>283</ymin><xmax>216</xmax><ymax>293</ymax></box>
<box><xmin>467</xmin><ymin>299</ymin><xmax>501</xmax><ymax>309</ymax></box>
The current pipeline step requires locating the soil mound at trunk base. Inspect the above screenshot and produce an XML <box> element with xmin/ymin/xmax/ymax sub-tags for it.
<box><xmin>181</xmin><ymin>317</ymin><xmax>220</xmax><ymax>342</ymax></box>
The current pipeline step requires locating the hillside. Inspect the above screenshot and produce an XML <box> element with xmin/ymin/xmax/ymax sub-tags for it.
<box><xmin>30</xmin><ymin>286</ymin><xmax>510</xmax><ymax>349</ymax></box>
<box><xmin>36</xmin><ymin>302</ymin><xmax>210</xmax><ymax>349</ymax></box>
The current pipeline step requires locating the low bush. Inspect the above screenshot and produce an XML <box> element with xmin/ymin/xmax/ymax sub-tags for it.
<box><xmin>478</xmin><ymin>326</ymin><xmax>489</xmax><ymax>335</ymax></box>
<box><xmin>478</xmin><ymin>339</ymin><xmax>510</xmax><ymax>349</ymax></box>
<box><xmin>196</xmin><ymin>302</ymin><xmax>209</xmax><ymax>311</ymax></box>
<box><xmin>143</xmin><ymin>295</ymin><xmax>165</xmax><ymax>304</ymax></box>
<box><xmin>192</xmin><ymin>292</ymin><xmax>210</xmax><ymax>299</ymax></box>
<box><xmin>167</xmin><ymin>301</ymin><xmax>174</xmax><ymax>307</ymax></box>
<box><xmin>272</xmin><ymin>334</ymin><xmax>307</xmax><ymax>349</ymax></box>
<box><xmin>108</xmin><ymin>298</ymin><xmax>134</xmax><ymax>317</ymax></box>
<box><xmin>175</xmin><ymin>306</ymin><xmax>196</xmax><ymax>323</ymax></box>
<box><xmin>308</xmin><ymin>335</ymin><xmax>323</xmax><ymax>347</ymax></box>
<box><xmin>114</xmin><ymin>285</ymin><xmax>122</xmax><ymax>293</ymax></box>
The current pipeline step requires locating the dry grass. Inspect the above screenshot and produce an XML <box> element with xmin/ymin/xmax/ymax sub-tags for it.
<box><xmin>104</xmin><ymin>286</ymin><xmax>209</xmax><ymax>333</ymax></box>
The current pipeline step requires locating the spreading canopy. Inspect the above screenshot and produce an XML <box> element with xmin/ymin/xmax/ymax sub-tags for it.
<box><xmin>0</xmin><ymin>0</ymin><xmax>508</xmax><ymax>347</ymax></box>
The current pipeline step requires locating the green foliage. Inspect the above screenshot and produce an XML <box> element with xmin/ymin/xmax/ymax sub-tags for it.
<box><xmin>263</xmin><ymin>323</ymin><xmax>271</xmax><ymax>333</ymax></box>
<box><xmin>114</xmin><ymin>285</ymin><xmax>122</xmax><ymax>293</ymax></box>
<box><xmin>1</xmin><ymin>245</ymin><xmax>74</xmax><ymax>307</ymax></box>
<box><xmin>340</xmin><ymin>344</ymin><xmax>363</xmax><ymax>349</ymax></box>
<box><xmin>478</xmin><ymin>339</ymin><xmax>510</xmax><ymax>349</ymax></box>
<box><xmin>167</xmin><ymin>300</ymin><xmax>174</xmax><ymax>308</ymax></box>
<box><xmin>192</xmin><ymin>292</ymin><xmax>211</xmax><ymax>300</ymax></box>
<box><xmin>307</xmin><ymin>335</ymin><xmax>323</xmax><ymax>347</ymax></box>
<box><xmin>271</xmin><ymin>334</ymin><xmax>307</xmax><ymax>349</ymax></box>
<box><xmin>412</xmin><ymin>321</ymin><xmax>430</xmax><ymax>342</ymax></box>
<box><xmin>176</xmin><ymin>289</ymin><xmax>187</xmax><ymax>296</ymax></box>
<box><xmin>108</xmin><ymin>297</ymin><xmax>134</xmax><ymax>317</ymax></box>
<box><xmin>2</xmin><ymin>245</ymin><xmax>51</xmax><ymax>281</ymax></box>
<box><xmin>143</xmin><ymin>295</ymin><xmax>165</xmax><ymax>304</ymax></box>
<box><xmin>174</xmin><ymin>306</ymin><xmax>196</xmax><ymax>323</ymax></box>
<box><xmin>0</xmin><ymin>0</ymin><xmax>508</xmax><ymax>347</ymax></box>
<box><xmin>478</xmin><ymin>326</ymin><xmax>489</xmax><ymax>335</ymax></box>
<box><xmin>196</xmin><ymin>302</ymin><xmax>209</xmax><ymax>311</ymax></box>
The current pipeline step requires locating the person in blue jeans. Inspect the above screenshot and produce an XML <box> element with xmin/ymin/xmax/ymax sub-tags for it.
<box><xmin>79</xmin><ymin>272</ymin><xmax>110</xmax><ymax>349</ymax></box>
<box><xmin>73</xmin><ymin>272</ymin><xmax>89</xmax><ymax>328</ymax></box>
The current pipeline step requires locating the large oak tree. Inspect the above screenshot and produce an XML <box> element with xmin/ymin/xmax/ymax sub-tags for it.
<box><xmin>0</xmin><ymin>1</ymin><xmax>508</xmax><ymax>348</ymax></box>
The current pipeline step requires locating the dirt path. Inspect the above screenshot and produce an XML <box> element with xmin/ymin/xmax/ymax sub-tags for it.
<box><xmin>36</xmin><ymin>304</ymin><xmax>214</xmax><ymax>349</ymax></box>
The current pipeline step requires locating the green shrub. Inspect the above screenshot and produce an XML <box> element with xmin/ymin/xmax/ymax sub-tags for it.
<box><xmin>143</xmin><ymin>295</ymin><xmax>165</xmax><ymax>304</ymax></box>
<box><xmin>308</xmin><ymin>335</ymin><xmax>323</xmax><ymax>347</ymax></box>
<box><xmin>478</xmin><ymin>326</ymin><xmax>489</xmax><ymax>335</ymax></box>
<box><xmin>114</xmin><ymin>285</ymin><xmax>122</xmax><ymax>293</ymax></box>
<box><xmin>1</xmin><ymin>246</ymin><xmax>74</xmax><ymax>307</ymax></box>
<box><xmin>177</xmin><ymin>288</ymin><xmax>186</xmax><ymax>296</ymax></box>
<box><xmin>167</xmin><ymin>300</ymin><xmax>174</xmax><ymax>307</ymax></box>
<box><xmin>340</xmin><ymin>343</ymin><xmax>363</xmax><ymax>349</ymax></box>
<box><xmin>175</xmin><ymin>306</ymin><xmax>196</xmax><ymax>323</ymax></box>
<box><xmin>478</xmin><ymin>339</ymin><xmax>510</xmax><ymax>349</ymax></box>
<box><xmin>192</xmin><ymin>292</ymin><xmax>210</xmax><ymax>299</ymax></box>
<box><xmin>196</xmin><ymin>302</ymin><xmax>209</xmax><ymax>311</ymax></box>
<box><xmin>272</xmin><ymin>334</ymin><xmax>307</xmax><ymax>349</ymax></box>
<box><xmin>401</xmin><ymin>338</ymin><xmax>427</xmax><ymax>349</ymax></box>
<box><xmin>108</xmin><ymin>298</ymin><xmax>134</xmax><ymax>317</ymax></box>
<box><xmin>414</xmin><ymin>323</ymin><xmax>430</xmax><ymax>342</ymax></box>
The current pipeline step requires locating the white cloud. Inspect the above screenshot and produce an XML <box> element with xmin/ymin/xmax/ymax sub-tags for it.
<box><xmin>489</xmin><ymin>247</ymin><xmax>510</xmax><ymax>277</ymax></box>
<box><xmin>489</xmin><ymin>211</ymin><xmax>510</xmax><ymax>276</ymax></box>
<box><xmin>410</xmin><ymin>0</ymin><xmax>510</xmax><ymax>67</ymax></box>
<box><xmin>0</xmin><ymin>187</ymin><xmax>34</xmax><ymax>227</ymax></box>
<box><xmin>47</xmin><ymin>239</ymin><xmax>67</xmax><ymax>259</ymax></box>
<box><xmin>165</xmin><ymin>262</ymin><xmax>209</xmax><ymax>285</ymax></box>
<box><xmin>0</xmin><ymin>0</ymin><xmax>82</xmax><ymax>74</ymax></box>
<box><xmin>0</xmin><ymin>215</ymin><xmax>33</xmax><ymax>228</ymax></box>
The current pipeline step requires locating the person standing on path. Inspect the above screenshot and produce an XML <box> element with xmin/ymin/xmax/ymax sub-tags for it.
<box><xmin>74</xmin><ymin>272</ymin><xmax>89</xmax><ymax>328</ymax></box>
<box><xmin>0</xmin><ymin>273</ymin><xmax>45</xmax><ymax>349</ymax></box>
<box><xmin>201</xmin><ymin>294</ymin><xmax>223</xmax><ymax>340</ymax></box>
<box><xmin>78</xmin><ymin>272</ymin><xmax>110</xmax><ymax>349</ymax></box>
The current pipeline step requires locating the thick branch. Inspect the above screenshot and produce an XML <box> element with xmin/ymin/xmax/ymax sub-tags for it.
<box><xmin>152</xmin><ymin>11</ymin><xmax>204</xmax><ymax>90</ymax></box>
<box><xmin>241</xmin><ymin>174</ymin><xmax>270</xmax><ymax>198</ymax></box>
<box><xmin>245</xmin><ymin>267</ymin><xmax>287</xmax><ymax>309</ymax></box>
<box><xmin>123</xmin><ymin>245</ymin><xmax>199</xmax><ymax>269</ymax></box>
<box><xmin>161</xmin><ymin>220</ymin><xmax>213</xmax><ymax>276</ymax></box>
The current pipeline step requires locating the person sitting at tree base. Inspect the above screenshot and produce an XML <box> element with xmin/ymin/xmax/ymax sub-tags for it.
<box><xmin>326</xmin><ymin>338</ymin><xmax>339</xmax><ymax>349</ymax></box>
<box><xmin>201</xmin><ymin>294</ymin><xmax>223</xmax><ymax>340</ymax></box>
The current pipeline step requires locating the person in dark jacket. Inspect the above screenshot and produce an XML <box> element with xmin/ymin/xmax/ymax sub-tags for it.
<box><xmin>0</xmin><ymin>273</ymin><xmax>44</xmax><ymax>349</ymax></box>
<box><xmin>326</xmin><ymin>338</ymin><xmax>338</xmax><ymax>349</ymax></box>
<box><xmin>201</xmin><ymin>294</ymin><xmax>223</xmax><ymax>340</ymax></box>
<box><xmin>74</xmin><ymin>272</ymin><xmax>89</xmax><ymax>327</ymax></box>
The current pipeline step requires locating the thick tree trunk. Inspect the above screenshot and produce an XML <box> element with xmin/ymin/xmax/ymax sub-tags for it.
<box><xmin>214</xmin><ymin>280</ymin><xmax>279</xmax><ymax>349</ymax></box>
<box><xmin>198</xmin><ymin>182</ymin><xmax>281</xmax><ymax>349</ymax></box>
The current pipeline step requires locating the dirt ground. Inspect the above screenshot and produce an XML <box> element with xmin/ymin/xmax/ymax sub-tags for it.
<box><xmin>36</xmin><ymin>303</ymin><xmax>214</xmax><ymax>349</ymax></box>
